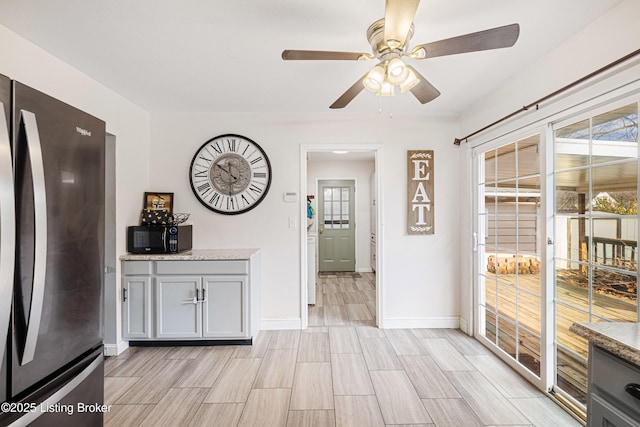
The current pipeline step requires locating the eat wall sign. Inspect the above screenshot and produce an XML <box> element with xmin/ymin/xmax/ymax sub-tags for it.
<box><xmin>407</xmin><ymin>150</ymin><xmax>434</xmax><ymax>235</ymax></box>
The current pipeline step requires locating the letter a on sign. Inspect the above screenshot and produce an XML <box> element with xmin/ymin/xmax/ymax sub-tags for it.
<box><xmin>407</xmin><ymin>150</ymin><xmax>434</xmax><ymax>235</ymax></box>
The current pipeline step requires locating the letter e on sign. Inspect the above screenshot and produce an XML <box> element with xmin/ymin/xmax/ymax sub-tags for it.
<box><xmin>407</xmin><ymin>150</ymin><xmax>434</xmax><ymax>235</ymax></box>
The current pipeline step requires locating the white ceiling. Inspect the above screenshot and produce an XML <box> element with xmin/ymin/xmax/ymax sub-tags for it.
<box><xmin>0</xmin><ymin>0</ymin><xmax>621</xmax><ymax>115</ymax></box>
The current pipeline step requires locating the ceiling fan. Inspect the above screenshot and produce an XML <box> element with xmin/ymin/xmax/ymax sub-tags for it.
<box><xmin>282</xmin><ymin>0</ymin><xmax>520</xmax><ymax>109</ymax></box>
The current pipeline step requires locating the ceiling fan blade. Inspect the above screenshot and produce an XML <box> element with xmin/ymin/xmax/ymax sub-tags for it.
<box><xmin>406</xmin><ymin>65</ymin><xmax>440</xmax><ymax>104</ymax></box>
<box><xmin>412</xmin><ymin>23</ymin><xmax>520</xmax><ymax>59</ymax></box>
<box><xmin>282</xmin><ymin>50</ymin><xmax>371</xmax><ymax>61</ymax></box>
<box><xmin>384</xmin><ymin>0</ymin><xmax>420</xmax><ymax>49</ymax></box>
<box><xmin>329</xmin><ymin>73</ymin><xmax>368</xmax><ymax>109</ymax></box>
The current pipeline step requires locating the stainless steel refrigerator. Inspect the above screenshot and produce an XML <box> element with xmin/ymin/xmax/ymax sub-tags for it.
<box><xmin>0</xmin><ymin>75</ymin><xmax>105</xmax><ymax>426</ymax></box>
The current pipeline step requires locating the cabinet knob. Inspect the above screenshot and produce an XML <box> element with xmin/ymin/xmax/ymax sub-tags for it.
<box><xmin>625</xmin><ymin>383</ymin><xmax>640</xmax><ymax>400</ymax></box>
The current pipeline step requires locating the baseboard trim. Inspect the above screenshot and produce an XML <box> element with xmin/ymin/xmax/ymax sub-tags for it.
<box><xmin>103</xmin><ymin>340</ymin><xmax>129</xmax><ymax>356</ymax></box>
<box><xmin>260</xmin><ymin>318</ymin><xmax>302</xmax><ymax>330</ymax></box>
<box><xmin>382</xmin><ymin>316</ymin><xmax>460</xmax><ymax>329</ymax></box>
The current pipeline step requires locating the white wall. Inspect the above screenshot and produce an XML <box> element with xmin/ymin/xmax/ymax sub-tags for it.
<box><xmin>0</xmin><ymin>24</ymin><xmax>151</xmax><ymax>353</ymax></box>
<box><xmin>150</xmin><ymin>112</ymin><xmax>461</xmax><ymax>328</ymax></box>
<box><xmin>307</xmin><ymin>156</ymin><xmax>375</xmax><ymax>272</ymax></box>
<box><xmin>457</xmin><ymin>0</ymin><xmax>640</xmax><ymax>333</ymax></box>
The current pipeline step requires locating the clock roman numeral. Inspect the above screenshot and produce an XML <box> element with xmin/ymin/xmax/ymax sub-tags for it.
<box><xmin>226</xmin><ymin>139</ymin><xmax>237</xmax><ymax>152</ymax></box>
<box><xmin>194</xmin><ymin>169</ymin><xmax>208</xmax><ymax>178</ymax></box>
<box><xmin>241</xmin><ymin>194</ymin><xmax>250</xmax><ymax>207</ymax></box>
<box><xmin>253</xmin><ymin>172</ymin><xmax>267</xmax><ymax>178</ymax></box>
<box><xmin>249</xmin><ymin>183</ymin><xmax>263</xmax><ymax>194</ymax></box>
<box><xmin>209</xmin><ymin>192</ymin><xmax>221</xmax><ymax>207</ymax></box>
<box><xmin>197</xmin><ymin>182</ymin><xmax>212</xmax><ymax>197</ymax></box>
<box><xmin>198</xmin><ymin>155</ymin><xmax>212</xmax><ymax>163</ymax></box>
<box><xmin>250</xmin><ymin>156</ymin><xmax>263</xmax><ymax>165</ymax></box>
<box><xmin>211</xmin><ymin>141</ymin><xmax>223</xmax><ymax>155</ymax></box>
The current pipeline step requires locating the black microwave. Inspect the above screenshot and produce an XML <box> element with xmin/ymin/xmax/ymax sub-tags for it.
<box><xmin>127</xmin><ymin>225</ymin><xmax>193</xmax><ymax>254</ymax></box>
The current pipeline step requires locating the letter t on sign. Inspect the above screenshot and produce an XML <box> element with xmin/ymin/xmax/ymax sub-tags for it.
<box><xmin>407</xmin><ymin>150</ymin><xmax>434</xmax><ymax>235</ymax></box>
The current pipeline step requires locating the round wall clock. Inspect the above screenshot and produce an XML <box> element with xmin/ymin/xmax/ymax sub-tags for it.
<box><xmin>189</xmin><ymin>134</ymin><xmax>272</xmax><ymax>215</ymax></box>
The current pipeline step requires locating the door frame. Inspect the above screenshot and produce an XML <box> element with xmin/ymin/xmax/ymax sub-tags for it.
<box><xmin>300</xmin><ymin>144</ymin><xmax>384</xmax><ymax>329</ymax></box>
<box><xmin>317</xmin><ymin>178</ymin><xmax>357</xmax><ymax>272</ymax></box>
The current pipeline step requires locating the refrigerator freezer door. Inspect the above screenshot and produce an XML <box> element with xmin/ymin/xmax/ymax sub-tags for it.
<box><xmin>11</xmin><ymin>81</ymin><xmax>105</xmax><ymax>397</ymax></box>
<box><xmin>0</xmin><ymin>74</ymin><xmax>13</xmax><ymax>404</ymax></box>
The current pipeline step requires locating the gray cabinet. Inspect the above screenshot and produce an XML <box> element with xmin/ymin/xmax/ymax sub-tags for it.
<box><xmin>121</xmin><ymin>253</ymin><xmax>259</xmax><ymax>342</ymax></box>
<box><xmin>588</xmin><ymin>344</ymin><xmax>640</xmax><ymax>426</ymax></box>
<box><xmin>122</xmin><ymin>261</ymin><xmax>152</xmax><ymax>339</ymax></box>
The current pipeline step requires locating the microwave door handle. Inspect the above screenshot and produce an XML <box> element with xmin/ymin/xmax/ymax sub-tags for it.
<box><xmin>162</xmin><ymin>228</ymin><xmax>167</xmax><ymax>252</ymax></box>
<box><xmin>20</xmin><ymin>110</ymin><xmax>48</xmax><ymax>365</ymax></box>
<box><xmin>0</xmin><ymin>102</ymin><xmax>15</xmax><ymax>362</ymax></box>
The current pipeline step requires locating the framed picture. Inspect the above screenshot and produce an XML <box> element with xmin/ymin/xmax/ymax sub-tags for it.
<box><xmin>143</xmin><ymin>192</ymin><xmax>174</xmax><ymax>213</ymax></box>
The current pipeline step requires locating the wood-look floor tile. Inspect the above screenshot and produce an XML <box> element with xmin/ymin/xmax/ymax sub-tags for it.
<box><xmin>509</xmin><ymin>397</ymin><xmax>582</xmax><ymax>426</ymax></box>
<box><xmin>420</xmin><ymin>338</ymin><xmax>476</xmax><ymax>371</ymax></box>
<box><xmin>331</xmin><ymin>353</ymin><xmax>374</xmax><ymax>395</ymax></box>
<box><xmin>287</xmin><ymin>410</ymin><xmax>335</xmax><ymax>427</ymax></box>
<box><xmin>438</xmin><ymin>329</ymin><xmax>492</xmax><ymax>355</ymax></box>
<box><xmin>104</xmin><ymin>404</ymin><xmax>154</xmax><ymax>427</ymax></box>
<box><xmin>104</xmin><ymin>356</ymin><xmax>128</xmax><ymax>376</ymax></box>
<box><xmin>139</xmin><ymin>387</ymin><xmax>207</xmax><ymax>427</ymax></box>
<box><xmin>334</xmin><ymin>395</ymin><xmax>384</xmax><ymax>427</ymax></box>
<box><xmin>345</xmin><ymin>304</ymin><xmax>372</xmax><ymax>321</ymax></box>
<box><xmin>164</xmin><ymin>346</ymin><xmax>205</xmax><ymax>359</ymax></box>
<box><xmin>308</xmin><ymin>306</ymin><xmax>324</xmax><ymax>327</ymax></box>
<box><xmin>364</xmin><ymin>299</ymin><xmax>376</xmax><ymax>316</ymax></box>
<box><xmin>399</xmin><ymin>355</ymin><xmax>461</xmax><ymax>399</ymax></box>
<box><xmin>204</xmin><ymin>358</ymin><xmax>262</xmax><ymax>403</ymax></box>
<box><xmin>421</xmin><ymin>398</ymin><xmax>483</xmax><ymax>427</ymax></box>
<box><xmin>324</xmin><ymin>292</ymin><xmax>344</xmax><ymax>306</ymax></box>
<box><xmin>466</xmin><ymin>354</ymin><xmax>540</xmax><ymax>398</ymax></box>
<box><xmin>369</xmin><ymin>370</ymin><xmax>432</xmax><ymax>425</ymax></box>
<box><xmin>174</xmin><ymin>347</ymin><xmax>234</xmax><ymax>388</ymax></box>
<box><xmin>445</xmin><ymin>370</ymin><xmax>531</xmax><ymax>425</ymax></box>
<box><xmin>360</xmin><ymin>338</ymin><xmax>403</xmax><ymax>370</ymax></box>
<box><xmin>187</xmin><ymin>403</ymin><xmax>244</xmax><ymax>427</ymax></box>
<box><xmin>107</xmin><ymin>347</ymin><xmax>170</xmax><ymax>377</ymax></box>
<box><xmin>298</xmin><ymin>332</ymin><xmax>330</xmax><ymax>362</ymax></box>
<box><xmin>411</xmin><ymin>329</ymin><xmax>447</xmax><ymax>339</ymax></box>
<box><xmin>385</xmin><ymin>329</ymin><xmax>428</xmax><ymax>355</ymax></box>
<box><xmin>254</xmin><ymin>349</ymin><xmax>297</xmax><ymax>388</ymax></box>
<box><xmin>116</xmin><ymin>359</ymin><xmax>192</xmax><ymax>404</ymax></box>
<box><xmin>290</xmin><ymin>363</ymin><xmax>334</xmax><ymax>410</ymax></box>
<box><xmin>355</xmin><ymin>325</ymin><xmax>385</xmax><ymax>339</ymax></box>
<box><xmin>268</xmin><ymin>330</ymin><xmax>301</xmax><ymax>350</ymax></box>
<box><xmin>232</xmin><ymin>330</ymin><xmax>271</xmax><ymax>358</ymax></box>
<box><xmin>104</xmin><ymin>376</ymin><xmax>141</xmax><ymax>405</ymax></box>
<box><xmin>324</xmin><ymin>306</ymin><xmax>349</xmax><ymax>326</ymax></box>
<box><xmin>341</xmin><ymin>292</ymin><xmax>364</xmax><ymax>304</ymax></box>
<box><xmin>329</xmin><ymin>327</ymin><xmax>361</xmax><ymax>354</ymax></box>
<box><xmin>237</xmin><ymin>388</ymin><xmax>291</xmax><ymax>427</ymax></box>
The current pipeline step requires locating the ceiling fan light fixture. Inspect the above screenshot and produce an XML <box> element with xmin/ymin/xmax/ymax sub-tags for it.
<box><xmin>399</xmin><ymin>68</ymin><xmax>420</xmax><ymax>92</ymax></box>
<box><xmin>386</xmin><ymin>57</ymin><xmax>409</xmax><ymax>85</ymax></box>
<box><xmin>379</xmin><ymin>81</ymin><xmax>395</xmax><ymax>97</ymax></box>
<box><xmin>363</xmin><ymin>65</ymin><xmax>385</xmax><ymax>92</ymax></box>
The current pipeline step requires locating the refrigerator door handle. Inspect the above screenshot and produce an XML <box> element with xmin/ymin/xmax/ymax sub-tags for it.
<box><xmin>20</xmin><ymin>110</ymin><xmax>48</xmax><ymax>365</ymax></box>
<box><xmin>0</xmin><ymin>102</ymin><xmax>16</xmax><ymax>362</ymax></box>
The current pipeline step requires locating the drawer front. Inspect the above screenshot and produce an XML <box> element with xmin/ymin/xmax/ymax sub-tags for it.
<box><xmin>592</xmin><ymin>346</ymin><xmax>640</xmax><ymax>416</ymax></box>
<box><xmin>156</xmin><ymin>260</ymin><xmax>248</xmax><ymax>275</ymax></box>
<box><xmin>123</xmin><ymin>261</ymin><xmax>152</xmax><ymax>275</ymax></box>
<box><xmin>589</xmin><ymin>393</ymin><xmax>640</xmax><ymax>427</ymax></box>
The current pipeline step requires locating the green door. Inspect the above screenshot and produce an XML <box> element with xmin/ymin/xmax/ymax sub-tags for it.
<box><xmin>318</xmin><ymin>180</ymin><xmax>356</xmax><ymax>272</ymax></box>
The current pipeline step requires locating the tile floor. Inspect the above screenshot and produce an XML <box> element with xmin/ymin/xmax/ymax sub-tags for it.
<box><xmin>104</xmin><ymin>272</ymin><xmax>583</xmax><ymax>426</ymax></box>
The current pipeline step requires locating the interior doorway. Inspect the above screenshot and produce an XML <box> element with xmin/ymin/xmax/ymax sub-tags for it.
<box><xmin>300</xmin><ymin>145</ymin><xmax>382</xmax><ymax>329</ymax></box>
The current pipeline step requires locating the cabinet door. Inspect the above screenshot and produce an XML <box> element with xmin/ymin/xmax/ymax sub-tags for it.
<box><xmin>202</xmin><ymin>276</ymin><xmax>248</xmax><ymax>338</ymax></box>
<box><xmin>156</xmin><ymin>276</ymin><xmax>202</xmax><ymax>338</ymax></box>
<box><xmin>122</xmin><ymin>276</ymin><xmax>152</xmax><ymax>339</ymax></box>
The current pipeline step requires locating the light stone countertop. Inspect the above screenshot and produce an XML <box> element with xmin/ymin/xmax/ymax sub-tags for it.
<box><xmin>570</xmin><ymin>322</ymin><xmax>640</xmax><ymax>367</ymax></box>
<box><xmin>120</xmin><ymin>248</ymin><xmax>260</xmax><ymax>261</ymax></box>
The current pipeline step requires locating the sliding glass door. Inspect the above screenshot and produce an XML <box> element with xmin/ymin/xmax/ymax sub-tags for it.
<box><xmin>474</xmin><ymin>99</ymin><xmax>639</xmax><ymax>414</ymax></box>
<box><xmin>476</xmin><ymin>133</ymin><xmax>544</xmax><ymax>383</ymax></box>
<box><xmin>553</xmin><ymin>102</ymin><xmax>639</xmax><ymax>405</ymax></box>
